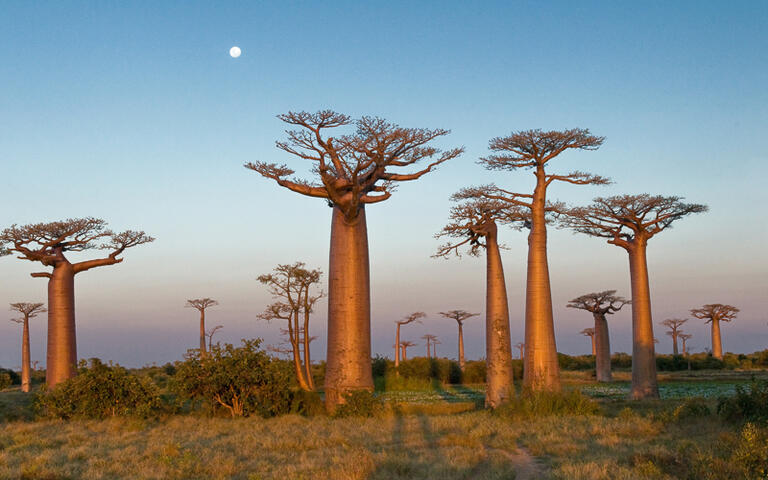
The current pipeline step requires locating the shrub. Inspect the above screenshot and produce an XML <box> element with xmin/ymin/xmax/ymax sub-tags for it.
<box><xmin>36</xmin><ymin>358</ymin><xmax>161</xmax><ymax>419</ymax></box>
<box><xmin>732</xmin><ymin>422</ymin><xmax>768</xmax><ymax>479</ymax></box>
<box><xmin>717</xmin><ymin>380</ymin><xmax>768</xmax><ymax>425</ymax></box>
<box><xmin>462</xmin><ymin>360</ymin><xmax>487</xmax><ymax>384</ymax></box>
<box><xmin>611</xmin><ymin>352</ymin><xmax>633</xmax><ymax>369</ymax></box>
<box><xmin>333</xmin><ymin>390</ymin><xmax>383</xmax><ymax>418</ymax></box>
<box><xmin>0</xmin><ymin>373</ymin><xmax>11</xmax><ymax>390</ymax></box>
<box><xmin>173</xmin><ymin>338</ymin><xmax>293</xmax><ymax>418</ymax></box>
<box><xmin>672</xmin><ymin>397</ymin><xmax>711</xmax><ymax>421</ymax></box>
<box><xmin>494</xmin><ymin>390</ymin><xmax>600</xmax><ymax>418</ymax></box>
<box><xmin>0</xmin><ymin>368</ymin><xmax>20</xmax><ymax>387</ymax></box>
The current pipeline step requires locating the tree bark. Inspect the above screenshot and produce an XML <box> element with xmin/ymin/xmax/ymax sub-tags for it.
<box><xmin>672</xmin><ymin>333</ymin><xmax>679</xmax><ymax>356</ymax></box>
<box><xmin>523</xmin><ymin>168</ymin><xmax>560</xmax><ymax>392</ymax></box>
<box><xmin>711</xmin><ymin>319</ymin><xmax>723</xmax><ymax>359</ymax></box>
<box><xmin>324</xmin><ymin>206</ymin><xmax>373</xmax><ymax>412</ymax></box>
<box><xmin>395</xmin><ymin>324</ymin><xmax>401</xmax><ymax>368</ymax></box>
<box><xmin>627</xmin><ymin>242</ymin><xmax>659</xmax><ymax>399</ymax></box>
<box><xmin>458</xmin><ymin>322</ymin><xmax>465</xmax><ymax>371</ymax></box>
<box><xmin>303</xmin><ymin>309</ymin><xmax>314</xmax><ymax>390</ymax></box>
<box><xmin>46</xmin><ymin>262</ymin><xmax>77</xmax><ymax>387</ymax></box>
<box><xmin>485</xmin><ymin>225</ymin><xmax>515</xmax><ymax>408</ymax></box>
<box><xmin>199</xmin><ymin>309</ymin><xmax>206</xmax><ymax>354</ymax></box>
<box><xmin>593</xmin><ymin>312</ymin><xmax>612</xmax><ymax>382</ymax></box>
<box><xmin>21</xmin><ymin>317</ymin><xmax>31</xmax><ymax>393</ymax></box>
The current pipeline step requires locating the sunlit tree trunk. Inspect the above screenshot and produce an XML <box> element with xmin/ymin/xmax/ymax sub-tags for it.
<box><xmin>46</xmin><ymin>261</ymin><xmax>77</xmax><ymax>387</ymax></box>
<box><xmin>21</xmin><ymin>318</ymin><xmax>31</xmax><ymax>392</ymax></box>
<box><xmin>711</xmin><ymin>320</ymin><xmax>723</xmax><ymax>359</ymax></box>
<box><xmin>672</xmin><ymin>333</ymin><xmax>679</xmax><ymax>356</ymax></box>
<box><xmin>458</xmin><ymin>322</ymin><xmax>465</xmax><ymax>371</ymax></box>
<box><xmin>627</xmin><ymin>241</ymin><xmax>659</xmax><ymax>399</ymax></box>
<box><xmin>324</xmin><ymin>206</ymin><xmax>373</xmax><ymax>411</ymax></box>
<box><xmin>303</xmin><ymin>309</ymin><xmax>315</xmax><ymax>390</ymax></box>
<box><xmin>593</xmin><ymin>312</ymin><xmax>612</xmax><ymax>382</ymax></box>
<box><xmin>485</xmin><ymin>225</ymin><xmax>514</xmax><ymax>407</ymax></box>
<box><xmin>523</xmin><ymin>169</ymin><xmax>560</xmax><ymax>392</ymax></box>
<box><xmin>395</xmin><ymin>324</ymin><xmax>401</xmax><ymax>368</ymax></box>
<box><xmin>199</xmin><ymin>309</ymin><xmax>206</xmax><ymax>354</ymax></box>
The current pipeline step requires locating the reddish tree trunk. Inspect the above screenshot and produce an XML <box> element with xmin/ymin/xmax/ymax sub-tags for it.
<box><xmin>324</xmin><ymin>206</ymin><xmax>373</xmax><ymax>411</ymax></box>
<box><xmin>711</xmin><ymin>320</ymin><xmax>723</xmax><ymax>359</ymax></box>
<box><xmin>395</xmin><ymin>324</ymin><xmax>401</xmax><ymax>368</ymax></box>
<box><xmin>672</xmin><ymin>332</ymin><xmax>679</xmax><ymax>356</ymax></box>
<box><xmin>593</xmin><ymin>313</ymin><xmax>612</xmax><ymax>382</ymax></box>
<box><xmin>303</xmin><ymin>309</ymin><xmax>314</xmax><ymax>390</ymax></box>
<box><xmin>46</xmin><ymin>262</ymin><xmax>77</xmax><ymax>387</ymax></box>
<box><xmin>485</xmin><ymin>226</ymin><xmax>515</xmax><ymax>407</ymax></box>
<box><xmin>199</xmin><ymin>310</ymin><xmax>206</xmax><ymax>354</ymax></box>
<box><xmin>627</xmin><ymin>242</ymin><xmax>659</xmax><ymax>399</ymax></box>
<box><xmin>21</xmin><ymin>318</ymin><xmax>31</xmax><ymax>392</ymax></box>
<box><xmin>458</xmin><ymin>323</ymin><xmax>465</xmax><ymax>371</ymax></box>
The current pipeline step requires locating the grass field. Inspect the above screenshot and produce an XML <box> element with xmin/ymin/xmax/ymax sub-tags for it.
<box><xmin>0</xmin><ymin>370</ymin><xmax>766</xmax><ymax>479</ymax></box>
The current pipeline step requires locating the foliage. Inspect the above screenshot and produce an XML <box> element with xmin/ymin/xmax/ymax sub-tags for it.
<box><xmin>718</xmin><ymin>380</ymin><xmax>768</xmax><ymax>425</ymax></box>
<box><xmin>0</xmin><ymin>373</ymin><xmax>12</xmax><ymax>391</ymax></box>
<box><xmin>36</xmin><ymin>358</ymin><xmax>161</xmax><ymax>419</ymax></box>
<box><xmin>0</xmin><ymin>368</ymin><xmax>20</xmax><ymax>387</ymax></box>
<box><xmin>333</xmin><ymin>390</ymin><xmax>384</xmax><ymax>418</ymax></box>
<box><xmin>732</xmin><ymin>422</ymin><xmax>768</xmax><ymax>479</ymax></box>
<box><xmin>173</xmin><ymin>339</ymin><xmax>293</xmax><ymax>418</ymax></box>
<box><xmin>672</xmin><ymin>397</ymin><xmax>711</xmax><ymax>421</ymax></box>
<box><xmin>289</xmin><ymin>389</ymin><xmax>325</xmax><ymax>416</ymax></box>
<box><xmin>495</xmin><ymin>390</ymin><xmax>600</xmax><ymax>419</ymax></box>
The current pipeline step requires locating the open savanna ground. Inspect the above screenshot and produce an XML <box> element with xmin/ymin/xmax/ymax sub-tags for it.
<box><xmin>1</xmin><ymin>369</ymin><xmax>767</xmax><ymax>480</ymax></box>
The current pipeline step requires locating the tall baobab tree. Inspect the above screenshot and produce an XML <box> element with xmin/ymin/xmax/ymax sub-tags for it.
<box><xmin>432</xmin><ymin>338</ymin><xmax>441</xmax><ymax>358</ymax></box>
<box><xmin>439</xmin><ymin>310</ymin><xmax>479</xmax><ymax>373</ymax></box>
<box><xmin>679</xmin><ymin>333</ymin><xmax>692</xmax><ymax>356</ymax></box>
<box><xmin>206</xmin><ymin>325</ymin><xmax>223</xmax><ymax>351</ymax></box>
<box><xmin>660</xmin><ymin>318</ymin><xmax>688</xmax><ymax>356</ymax></box>
<box><xmin>580</xmin><ymin>328</ymin><xmax>596</xmax><ymax>355</ymax></box>
<box><xmin>0</xmin><ymin>218</ymin><xmax>154</xmax><ymax>387</ymax></box>
<box><xmin>9</xmin><ymin>302</ymin><xmax>46</xmax><ymax>392</ymax></box>
<box><xmin>400</xmin><ymin>341</ymin><xmax>416</xmax><ymax>361</ymax></box>
<box><xmin>185</xmin><ymin>298</ymin><xmax>219</xmax><ymax>355</ymax></box>
<box><xmin>394</xmin><ymin>312</ymin><xmax>425</xmax><ymax>367</ymax></box>
<box><xmin>567</xmin><ymin>290</ymin><xmax>629</xmax><ymax>382</ymax></box>
<box><xmin>421</xmin><ymin>334</ymin><xmax>438</xmax><ymax>358</ymax></box>
<box><xmin>564</xmin><ymin>195</ymin><xmax>707</xmax><ymax>398</ymax></box>
<box><xmin>258</xmin><ymin>262</ymin><xmax>324</xmax><ymax>391</ymax></box>
<box><xmin>435</xmin><ymin>193</ymin><xmax>529</xmax><ymax>407</ymax></box>
<box><xmin>477</xmin><ymin>129</ymin><xmax>608</xmax><ymax>392</ymax></box>
<box><xmin>515</xmin><ymin>342</ymin><xmax>525</xmax><ymax>361</ymax></box>
<box><xmin>690</xmin><ymin>304</ymin><xmax>739</xmax><ymax>360</ymax></box>
<box><xmin>246</xmin><ymin>111</ymin><xmax>462</xmax><ymax>410</ymax></box>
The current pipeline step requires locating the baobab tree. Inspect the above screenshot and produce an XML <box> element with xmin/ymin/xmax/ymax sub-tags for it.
<box><xmin>690</xmin><ymin>304</ymin><xmax>739</xmax><ymax>360</ymax></box>
<box><xmin>477</xmin><ymin>128</ymin><xmax>608</xmax><ymax>392</ymax></box>
<box><xmin>432</xmin><ymin>338</ymin><xmax>442</xmax><ymax>357</ymax></box>
<box><xmin>679</xmin><ymin>333</ymin><xmax>692</xmax><ymax>356</ymax></box>
<box><xmin>421</xmin><ymin>334</ymin><xmax>438</xmax><ymax>358</ymax></box>
<box><xmin>580</xmin><ymin>328</ymin><xmax>596</xmax><ymax>355</ymax></box>
<box><xmin>185</xmin><ymin>298</ymin><xmax>219</xmax><ymax>355</ymax></box>
<box><xmin>660</xmin><ymin>318</ymin><xmax>688</xmax><ymax>356</ymax></box>
<box><xmin>9</xmin><ymin>302</ymin><xmax>46</xmax><ymax>392</ymax></box>
<box><xmin>246</xmin><ymin>111</ymin><xmax>462</xmax><ymax>409</ymax></box>
<box><xmin>400</xmin><ymin>341</ymin><xmax>416</xmax><ymax>361</ymax></box>
<box><xmin>0</xmin><ymin>218</ymin><xmax>154</xmax><ymax>386</ymax></box>
<box><xmin>206</xmin><ymin>325</ymin><xmax>224</xmax><ymax>351</ymax></box>
<box><xmin>515</xmin><ymin>342</ymin><xmax>525</xmax><ymax>361</ymax></box>
<box><xmin>439</xmin><ymin>310</ymin><xmax>479</xmax><ymax>372</ymax></box>
<box><xmin>394</xmin><ymin>312</ymin><xmax>425</xmax><ymax>367</ymax></box>
<box><xmin>567</xmin><ymin>290</ymin><xmax>629</xmax><ymax>382</ymax></box>
<box><xmin>564</xmin><ymin>195</ymin><xmax>707</xmax><ymax>398</ymax></box>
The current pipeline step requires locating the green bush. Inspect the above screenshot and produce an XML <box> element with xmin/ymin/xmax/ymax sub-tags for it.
<box><xmin>732</xmin><ymin>422</ymin><xmax>768</xmax><ymax>479</ymax></box>
<box><xmin>718</xmin><ymin>380</ymin><xmax>768</xmax><ymax>425</ymax></box>
<box><xmin>0</xmin><ymin>368</ymin><xmax>20</xmax><ymax>387</ymax></box>
<box><xmin>611</xmin><ymin>352</ymin><xmax>632</xmax><ymax>369</ymax></box>
<box><xmin>0</xmin><ymin>373</ymin><xmax>12</xmax><ymax>390</ymax></box>
<box><xmin>494</xmin><ymin>390</ymin><xmax>600</xmax><ymax>419</ymax></box>
<box><xmin>173</xmin><ymin>338</ymin><xmax>293</xmax><ymax>418</ymax></box>
<box><xmin>333</xmin><ymin>390</ymin><xmax>383</xmax><ymax>418</ymax></box>
<box><xmin>672</xmin><ymin>397</ymin><xmax>711</xmax><ymax>421</ymax></box>
<box><xmin>36</xmin><ymin>358</ymin><xmax>161</xmax><ymax>419</ymax></box>
<box><xmin>558</xmin><ymin>353</ymin><xmax>594</xmax><ymax>370</ymax></box>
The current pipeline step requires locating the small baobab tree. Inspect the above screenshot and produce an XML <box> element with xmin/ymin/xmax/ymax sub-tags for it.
<box><xmin>567</xmin><ymin>290</ymin><xmax>629</xmax><ymax>382</ymax></box>
<box><xmin>0</xmin><ymin>218</ymin><xmax>154</xmax><ymax>387</ymax></box>
<box><xmin>690</xmin><ymin>304</ymin><xmax>739</xmax><ymax>360</ymax></box>
<box><xmin>439</xmin><ymin>310</ymin><xmax>479</xmax><ymax>372</ymax></box>
<box><xmin>432</xmin><ymin>338</ymin><xmax>442</xmax><ymax>358</ymax></box>
<box><xmin>206</xmin><ymin>325</ymin><xmax>223</xmax><ymax>351</ymax></box>
<box><xmin>258</xmin><ymin>262</ymin><xmax>324</xmax><ymax>391</ymax></box>
<box><xmin>660</xmin><ymin>318</ymin><xmax>688</xmax><ymax>356</ymax></box>
<box><xmin>515</xmin><ymin>342</ymin><xmax>525</xmax><ymax>361</ymax></box>
<box><xmin>246</xmin><ymin>111</ymin><xmax>462</xmax><ymax>410</ymax></box>
<box><xmin>394</xmin><ymin>312</ymin><xmax>425</xmax><ymax>367</ymax></box>
<box><xmin>580</xmin><ymin>328</ymin><xmax>596</xmax><ymax>355</ymax></box>
<box><xmin>477</xmin><ymin>128</ymin><xmax>608</xmax><ymax>392</ymax></box>
<box><xmin>9</xmin><ymin>302</ymin><xmax>46</xmax><ymax>392</ymax></box>
<box><xmin>400</xmin><ymin>341</ymin><xmax>416</xmax><ymax>361</ymax></box>
<box><xmin>421</xmin><ymin>334</ymin><xmax>438</xmax><ymax>358</ymax></box>
<box><xmin>185</xmin><ymin>298</ymin><xmax>219</xmax><ymax>355</ymax></box>
<box><xmin>679</xmin><ymin>333</ymin><xmax>692</xmax><ymax>356</ymax></box>
<box><xmin>564</xmin><ymin>194</ymin><xmax>707</xmax><ymax>399</ymax></box>
<box><xmin>435</xmin><ymin>192</ymin><xmax>529</xmax><ymax>407</ymax></box>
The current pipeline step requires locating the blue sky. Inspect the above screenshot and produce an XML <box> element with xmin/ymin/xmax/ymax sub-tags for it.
<box><xmin>1</xmin><ymin>1</ymin><xmax>767</xmax><ymax>368</ymax></box>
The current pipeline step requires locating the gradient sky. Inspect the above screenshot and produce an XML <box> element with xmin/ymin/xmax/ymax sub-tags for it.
<box><xmin>1</xmin><ymin>1</ymin><xmax>767</xmax><ymax>369</ymax></box>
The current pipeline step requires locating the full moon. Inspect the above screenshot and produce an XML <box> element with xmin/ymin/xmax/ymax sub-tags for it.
<box><xmin>229</xmin><ymin>46</ymin><xmax>241</xmax><ymax>58</ymax></box>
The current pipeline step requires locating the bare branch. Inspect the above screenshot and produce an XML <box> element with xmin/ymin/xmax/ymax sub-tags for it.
<box><xmin>438</xmin><ymin>310</ymin><xmax>479</xmax><ymax>325</ymax></box>
<box><xmin>479</xmin><ymin>128</ymin><xmax>604</xmax><ymax>170</ymax></box>
<box><xmin>690</xmin><ymin>304</ymin><xmax>739</xmax><ymax>324</ymax></box>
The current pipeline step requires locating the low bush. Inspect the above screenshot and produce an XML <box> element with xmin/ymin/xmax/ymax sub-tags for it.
<box><xmin>0</xmin><ymin>368</ymin><xmax>20</xmax><ymax>387</ymax></box>
<box><xmin>732</xmin><ymin>422</ymin><xmax>768</xmax><ymax>479</ymax></box>
<box><xmin>0</xmin><ymin>373</ymin><xmax>11</xmax><ymax>390</ymax></box>
<box><xmin>289</xmin><ymin>389</ymin><xmax>325</xmax><ymax>416</ymax></box>
<box><xmin>333</xmin><ymin>390</ymin><xmax>383</xmax><ymax>418</ymax></box>
<box><xmin>494</xmin><ymin>390</ymin><xmax>600</xmax><ymax>418</ymax></box>
<box><xmin>672</xmin><ymin>397</ymin><xmax>711</xmax><ymax>421</ymax></box>
<box><xmin>717</xmin><ymin>380</ymin><xmax>768</xmax><ymax>425</ymax></box>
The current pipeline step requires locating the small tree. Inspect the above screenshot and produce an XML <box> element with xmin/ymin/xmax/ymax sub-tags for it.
<box><xmin>0</xmin><ymin>218</ymin><xmax>154</xmax><ymax>386</ymax></box>
<box><xmin>206</xmin><ymin>325</ymin><xmax>223</xmax><ymax>351</ymax></box>
<box><xmin>9</xmin><ymin>302</ymin><xmax>46</xmax><ymax>392</ymax></box>
<box><xmin>564</xmin><ymin>194</ymin><xmax>707</xmax><ymax>399</ymax></box>
<box><xmin>515</xmin><ymin>342</ymin><xmax>525</xmax><ymax>361</ymax></box>
<box><xmin>679</xmin><ymin>333</ymin><xmax>692</xmax><ymax>356</ymax></box>
<box><xmin>185</xmin><ymin>298</ymin><xmax>219</xmax><ymax>356</ymax></box>
<box><xmin>439</xmin><ymin>310</ymin><xmax>479</xmax><ymax>372</ymax></box>
<box><xmin>400</xmin><ymin>341</ymin><xmax>416</xmax><ymax>361</ymax></box>
<box><xmin>580</xmin><ymin>328</ymin><xmax>596</xmax><ymax>356</ymax></box>
<box><xmin>690</xmin><ymin>304</ymin><xmax>739</xmax><ymax>360</ymax></box>
<box><xmin>660</xmin><ymin>318</ymin><xmax>688</xmax><ymax>356</ymax></box>
<box><xmin>394</xmin><ymin>312</ymin><xmax>425</xmax><ymax>367</ymax></box>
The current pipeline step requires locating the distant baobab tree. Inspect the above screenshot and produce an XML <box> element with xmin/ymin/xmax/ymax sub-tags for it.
<box><xmin>206</xmin><ymin>325</ymin><xmax>223</xmax><ymax>351</ymax></box>
<box><xmin>432</xmin><ymin>338</ymin><xmax>441</xmax><ymax>357</ymax></box>
<box><xmin>439</xmin><ymin>310</ymin><xmax>479</xmax><ymax>372</ymax></box>
<box><xmin>421</xmin><ymin>334</ymin><xmax>438</xmax><ymax>358</ymax></box>
<box><xmin>660</xmin><ymin>318</ymin><xmax>688</xmax><ymax>356</ymax></box>
<box><xmin>246</xmin><ymin>111</ymin><xmax>462</xmax><ymax>410</ymax></box>
<box><xmin>515</xmin><ymin>342</ymin><xmax>525</xmax><ymax>361</ymax></box>
<box><xmin>567</xmin><ymin>290</ymin><xmax>629</xmax><ymax>382</ymax></box>
<box><xmin>9</xmin><ymin>302</ymin><xmax>46</xmax><ymax>392</ymax></box>
<box><xmin>394</xmin><ymin>312</ymin><xmax>425</xmax><ymax>368</ymax></box>
<box><xmin>0</xmin><ymin>218</ymin><xmax>154</xmax><ymax>387</ymax></box>
<box><xmin>690</xmin><ymin>304</ymin><xmax>739</xmax><ymax>360</ymax></box>
<box><xmin>435</xmin><ymin>194</ymin><xmax>530</xmax><ymax>406</ymax></box>
<box><xmin>476</xmin><ymin>128</ymin><xmax>608</xmax><ymax>392</ymax></box>
<box><xmin>400</xmin><ymin>341</ymin><xmax>416</xmax><ymax>361</ymax></box>
<box><xmin>564</xmin><ymin>195</ymin><xmax>707</xmax><ymax>399</ymax></box>
<box><xmin>580</xmin><ymin>328</ymin><xmax>596</xmax><ymax>355</ymax></box>
<box><xmin>186</xmin><ymin>298</ymin><xmax>219</xmax><ymax>356</ymax></box>
<box><xmin>679</xmin><ymin>333</ymin><xmax>692</xmax><ymax>356</ymax></box>
<box><xmin>258</xmin><ymin>262</ymin><xmax>324</xmax><ymax>391</ymax></box>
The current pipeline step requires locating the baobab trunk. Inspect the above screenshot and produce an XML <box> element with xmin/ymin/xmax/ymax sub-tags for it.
<box><xmin>395</xmin><ymin>324</ymin><xmax>401</xmax><ymax>368</ymax></box>
<box><xmin>672</xmin><ymin>333</ymin><xmax>679</xmax><ymax>356</ymax></box>
<box><xmin>593</xmin><ymin>313</ymin><xmax>612</xmax><ymax>382</ymax></box>
<box><xmin>46</xmin><ymin>261</ymin><xmax>77</xmax><ymax>387</ymax></box>
<box><xmin>485</xmin><ymin>225</ymin><xmax>514</xmax><ymax>407</ymax></box>
<box><xmin>711</xmin><ymin>320</ymin><xmax>723</xmax><ymax>359</ymax></box>
<box><xmin>523</xmin><ymin>171</ymin><xmax>560</xmax><ymax>392</ymax></box>
<box><xmin>21</xmin><ymin>319</ymin><xmax>31</xmax><ymax>392</ymax></box>
<box><xmin>627</xmin><ymin>242</ymin><xmax>659</xmax><ymax>399</ymax></box>
<box><xmin>324</xmin><ymin>206</ymin><xmax>373</xmax><ymax>411</ymax></box>
<box><xmin>458</xmin><ymin>323</ymin><xmax>465</xmax><ymax>371</ymax></box>
<box><xmin>199</xmin><ymin>309</ymin><xmax>206</xmax><ymax>354</ymax></box>
<box><xmin>303</xmin><ymin>310</ymin><xmax>314</xmax><ymax>390</ymax></box>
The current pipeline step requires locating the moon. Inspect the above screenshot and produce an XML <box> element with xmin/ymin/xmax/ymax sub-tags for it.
<box><xmin>229</xmin><ymin>46</ymin><xmax>241</xmax><ymax>58</ymax></box>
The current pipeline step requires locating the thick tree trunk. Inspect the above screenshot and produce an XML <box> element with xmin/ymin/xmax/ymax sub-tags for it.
<box><xmin>594</xmin><ymin>313</ymin><xmax>612</xmax><ymax>382</ymax></box>
<box><xmin>458</xmin><ymin>323</ymin><xmax>465</xmax><ymax>371</ymax></box>
<box><xmin>711</xmin><ymin>320</ymin><xmax>723</xmax><ymax>359</ymax></box>
<box><xmin>523</xmin><ymin>170</ymin><xmax>560</xmax><ymax>392</ymax></box>
<box><xmin>199</xmin><ymin>310</ymin><xmax>206</xmax><ymax>354</ymax></box>
<box><xmin>21</xmin><ymin>318</ymin><xmax>31</xmax><ymax>393</ymax></box>
<box><xmin>303</xmin><ymin>310</ymin><xmax>314</xmax><ymax>390</ymax></box>
<box><xmin>395</xmin><ymin>324</ymin><xmax>401</xmax><ymax>368</ymax></box>
<box><xmin>485</xmin><ymin>226</ymin><xmax>515</xmax><ymax>408</ymax></box>
<box><xmin>627</xmin><ymin>243</ymin><xmax>659</xmax><ymax>399</ymax></box>
<box><xmin>672</xmin><ymin>333</ymin><xmax>679</xmax><ymax>356</ymax></box>
<box><xmin>324</xmin><ymin>206</ymin><xmax>373</xmax><ymax>412</ymax></box>
<box><xmin>46</xmin><ymin>262</ymin><xmax>77</xmax><ymax>387</ymax></box>
<box><xmin>590</xmin><ymin>336</ymin><xmax>596</xmax><ymax>356</ymax></box>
